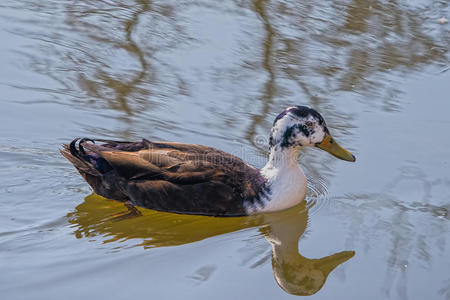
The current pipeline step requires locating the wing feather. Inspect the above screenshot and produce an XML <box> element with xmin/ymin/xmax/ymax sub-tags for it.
<box><xmin>63</xmin><ymin>138</ymin><xmax>264</xmax><ymax>216</ymax></box>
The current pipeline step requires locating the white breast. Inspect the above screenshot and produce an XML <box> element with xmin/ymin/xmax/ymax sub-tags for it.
<box><xmin>246</xmin><ymin>164</ymin><xmax>307</xmax><ymax>214</ymax></box>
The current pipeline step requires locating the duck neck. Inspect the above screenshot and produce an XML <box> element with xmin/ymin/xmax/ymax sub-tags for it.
<box><xmin>252</xmin><ymin>145</ymin><xmax>306</xmax><ymax>213</ymax></box>
<box><xmin>263</xmin><ymin>145</ymin><xmax>301</xmax><ymax>174</ymax></box>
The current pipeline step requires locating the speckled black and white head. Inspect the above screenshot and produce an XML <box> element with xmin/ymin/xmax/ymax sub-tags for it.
<box><xmin>270</xmin><ymin>106</ymin><xmax>328</xmax><ymax>149</ymax></box>
<box><xmin>269</xmin><ymin>106</ymin><xmax>355</xmax><ymax>161</ymax></box>
<box><xmin>248</xmin><ymin>105</ymin><xmax>355</xmax><ymax>214</ymax></box>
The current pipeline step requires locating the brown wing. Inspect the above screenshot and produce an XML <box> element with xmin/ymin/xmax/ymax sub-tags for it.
<box><xmin>65</xmin><ymin>138</ymin><xmax>265</xmax><ymax>216</ymax></box>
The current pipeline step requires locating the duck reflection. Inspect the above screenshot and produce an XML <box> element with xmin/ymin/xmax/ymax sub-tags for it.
<box><xmin>67</xmin><ymin>194</ymin><xmax>354</xmax><ymax>295</ymax></box>
<box><xmin>260</xmin><ymin>205</ymin><xmax>354</xmax><ymax>295</ymax></box>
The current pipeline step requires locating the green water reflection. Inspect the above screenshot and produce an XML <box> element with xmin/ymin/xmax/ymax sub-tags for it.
<box><xmin>68</xmin><ymin>194</ymin><xmax>354</xmax><ymax>296</ymax></box>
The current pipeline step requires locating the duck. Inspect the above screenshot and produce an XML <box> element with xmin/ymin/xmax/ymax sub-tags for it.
<box><xmin>61</xmin><ymin>105</ymin><xmax>355</xmax><ymax>216</ymax></box>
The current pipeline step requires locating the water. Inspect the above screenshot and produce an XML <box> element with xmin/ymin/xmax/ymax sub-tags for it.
<box><xmin>0</xmin><ymin>0</ymin><xmax>449</xmax><ymax>299</ymax></box>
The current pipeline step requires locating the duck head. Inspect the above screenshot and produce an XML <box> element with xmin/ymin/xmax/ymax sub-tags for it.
<box><xmin>269</xmin><ymin>106</ymin><xmax>355</xmax><ymax>162</ymax></box>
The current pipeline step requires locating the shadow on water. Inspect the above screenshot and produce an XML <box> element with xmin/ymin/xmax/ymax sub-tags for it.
<box><xmin>67</xmin><ymin>194</ymin><xmax>354</xmax><ymax>296</ymax></box>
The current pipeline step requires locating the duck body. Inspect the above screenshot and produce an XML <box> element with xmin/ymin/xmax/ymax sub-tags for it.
<box><xmin>62</xmin><ymin>138</ymin><xmax>272</xmax><ymax>216</ymax></box>
<box><xmin>61</xmin><ymin>106</ymin><xmax>355</xmax><ymax>216</ymax></box>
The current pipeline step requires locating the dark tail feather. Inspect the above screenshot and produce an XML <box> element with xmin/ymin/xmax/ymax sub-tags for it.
<box><xmin>69</xmin><ymin>138</ymin><xmax>97</xmax><ymax>158</ymax></box>
<box><xmin>61</xmin><ymin>138</ymin><xmax>101</xmax><ymax>176</ymax></box>
<box><xmin>61</xmin><ymin>138</ymin><xmax>129</xmax><ymax>201</ymax></box>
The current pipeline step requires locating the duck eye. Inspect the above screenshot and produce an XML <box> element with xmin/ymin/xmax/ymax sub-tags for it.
<box><xmin>305</xmin><ymin>121</ymin><xmax>313</xmax><ymax>127</ymax></box>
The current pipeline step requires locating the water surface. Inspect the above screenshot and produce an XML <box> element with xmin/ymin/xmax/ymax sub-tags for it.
<box><xmin>0</xmin><ymin>0</ymin><xmax>449</xmax><ymax>299</ymax></box>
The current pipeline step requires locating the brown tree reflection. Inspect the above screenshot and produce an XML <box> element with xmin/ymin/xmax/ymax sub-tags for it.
<box><xmin>241</xmin><ymin>0</ymin><xmax>447</xmax><ymax>148</ymax></box>
<box><xmin>72</xmin><ymin>0</ymin><xmax>151</xmax><ymax>115</ymax></box>
<box><xmin>4</xmin><ymin>0</ymin><xmax>446</xmax><ymax>136</ymax></box>
<box><xmin>335</xmin><ymin>165</ymin><xmax>450</xmax><ymax>299</ymax></box>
